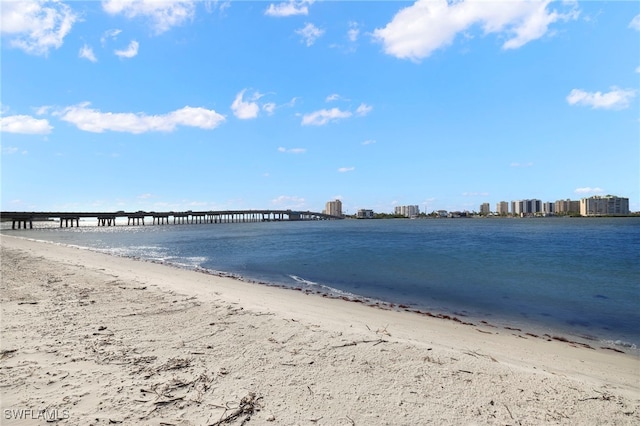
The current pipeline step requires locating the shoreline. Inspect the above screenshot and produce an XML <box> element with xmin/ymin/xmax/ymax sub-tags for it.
<box><xmin>194</xmin><ymin>267</ymin><xmax>636</xmax><ymax>356</ymax></box>
<box><xmin>5</xmin><ymin>226</ymin><xmax>639</xmax><ymax>356</ymax></box>
<box><xmin>9</xmin><ymin>231</ymin><xmax>638</xmax><ymax>356</ymax></box>
<box><xmin>4</xmin><ymin>233</ymin><xmax>640</xmax><ymax>354</ymax></box>
<box><xmin>1</xmin><ymin>235</ymin><xmax>639</xmax><ymax>424</ymax></box>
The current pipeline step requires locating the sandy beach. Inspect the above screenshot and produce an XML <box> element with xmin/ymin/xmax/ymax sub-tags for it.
<box><xmin>1</xmin><ymin>235</ymin><xmax>638</xmax><ymax>425</ymax></box>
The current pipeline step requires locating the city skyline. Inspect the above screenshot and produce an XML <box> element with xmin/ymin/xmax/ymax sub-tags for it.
<box><xmin>2</xmin><ymin>1</ymin><xmax>638</xmax><ymax>214</ymax></box>
<box><xmin>349</xmin><ymin>194</ymin><xmax>631</xmax><ymax>216</ymax></box>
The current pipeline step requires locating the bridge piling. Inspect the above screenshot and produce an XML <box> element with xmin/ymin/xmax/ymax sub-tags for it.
<box><xmin>60</xmin><ymin>217</ymin><xmax>79</xmax><ymax>227</ymax></box>
<box><xmin>173</xmin><ymin>213</ymin><xmax>189</xmax><ymax>224</ymax></box>
<box><xmin>192</xmin><ymin>213</ymin><xmax>206</xmax><ymax>224</ymax></box>
<box><xmin>152</xmin><ymin>214</ymin><xmax>169</xmax><ymax>225</ymax></box>
<box><xmin>98</xmin><ymin>215</ymin><xmax>116</xmax><ymax>226</ymax></box>
<box><xmin>12</xmin><ymin>217</ymin><xmax>33</xmax><ymax>229</ymax></box>
<box><xmin>127</xmin><ymin>215</ymin><xmax>145</xmax><ymax>226</ymax></box>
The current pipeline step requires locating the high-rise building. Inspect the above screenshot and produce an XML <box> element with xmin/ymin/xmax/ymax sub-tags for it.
<box><xmin>543</xmin><ymin>202</ymin><xmax>555</xmax><ymax>215</ymax></box>
<box><xmin>394</xmin><ymin>205</ymin><xmax>420</xmax><ymax>218</ymax></box>
<box><xmin>325</xmin><ymin>199</ymin><xmax>343</xmax><ymax>217</ymax></box>
<box><xmin>580</xmin><ymin>196</ymin><xmax>629</xmax><ymax>216</ymax></box>
<box><xmin>496</xmin><ymin>201</ymin><xmax>509</xmax><ymax>215</ymax></box>
<box><xmin>480</xmin><ymin>203</ymin><xmax>491</xmax><ymax>215</ymax></box>
<box><xmin>511</xmin><ymin>199</ymin><xmax>542</xmax><ymax>216</ymax></box>
<box><xmin>555</xmin><ymin>199</ymin><xmax>580</xmax><ymax>215</ymax></box>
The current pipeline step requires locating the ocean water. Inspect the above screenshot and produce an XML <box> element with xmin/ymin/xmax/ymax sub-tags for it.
<box><xmin>3</xmin><ymin>217</ymin><xmax>639</xmax><ymax>351</ymax></box>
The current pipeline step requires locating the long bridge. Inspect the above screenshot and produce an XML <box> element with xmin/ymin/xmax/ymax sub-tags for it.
<box><xmin>1</xmin><ymin>210</ymin><xmax>343</xmax><ymax>229</ymax></box>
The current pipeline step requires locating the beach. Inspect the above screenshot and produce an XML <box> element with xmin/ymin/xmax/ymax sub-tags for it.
<box><xmin>1</xmin><ymin>235</ymin><xmax>638</xmax><ymax>425</ymax></box>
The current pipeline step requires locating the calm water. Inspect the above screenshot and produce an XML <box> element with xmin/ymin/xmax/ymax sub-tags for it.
<box><xmin>4</xmin><ymin>217</ymin><xmax>639</xmax><ymax>351</ymax></box>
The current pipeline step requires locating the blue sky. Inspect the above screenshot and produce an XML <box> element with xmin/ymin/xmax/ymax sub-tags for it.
<box><xmin>1</xmin><ymin>0</ymin><xmax>638</xmax><ymax>214</ymax></box>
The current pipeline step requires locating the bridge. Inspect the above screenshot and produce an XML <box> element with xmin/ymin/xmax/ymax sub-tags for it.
<box><xmin>1</xmin><ymin>210</ymin><xmax>343</xmax><ymax>229</ymax></box>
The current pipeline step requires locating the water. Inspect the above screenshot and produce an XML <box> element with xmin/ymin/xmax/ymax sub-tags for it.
<box><xmin>3</xmin><ymin>217</ymin><xmax>639</xmax><ymax>352</ymax></box>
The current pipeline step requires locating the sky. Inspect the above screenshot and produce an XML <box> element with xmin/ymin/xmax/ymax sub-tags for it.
<box><xmin>1</xmin><ymin>0</ymin><xmax>639</xmax><ymax>215</ymax></box>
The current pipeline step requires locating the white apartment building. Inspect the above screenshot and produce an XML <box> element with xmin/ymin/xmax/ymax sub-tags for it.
<box><xmin>580</xmin><ymin>195</ymin><xmax>629</xmax><ymax>216</ymax></box>
<box><xmin>394</xmin><ymin>205</ymin><xmax>420</xmax><ymax>218</ymax></box>
<box><xmin>511</xmin><ymin>199</ymin><xmax>542</xmax><ymax>216</ymax></box>
<box><xmin>356</xmin><ymin>209</ymin><xmax>374</xmax><ymax>219</ymax></box>
<box><xmin>325</xmin><ymin>199</ymin><xmax>343</xmax><ymax>217</ymax></box>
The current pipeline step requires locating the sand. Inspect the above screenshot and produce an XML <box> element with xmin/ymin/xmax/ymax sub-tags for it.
<box><xmin>0</xmin><ymin>234</ymin><xmax>638</xmax><ymax>425</ymax></box>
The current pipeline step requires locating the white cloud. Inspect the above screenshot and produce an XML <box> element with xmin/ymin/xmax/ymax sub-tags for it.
<box><xmin>302</xmin><ymin>102</ymin><xmax>372</xmax><ymax>126</ymax></box>
<box><xmin>265</xmin><ymin>1</ymin><xmax>312</xmax><ymax>17</ymax></box>
<box><xmin>278</xmin><ymin>147</ymin><xmax>306</xmax><ymax>154</ymax></box>
<box><xmin>347</xmin><ymin>21</ymin><xmax>360</xmax><ymax>42</ymax></box>
<box><xmin>326</xmin><ymin>93</ymin><xmax>341</xmax><ymax>102</ymax></box>
<box><xmin>301</xmin><ymin>108</ymin><xmax>352</xmax><ymax>126</ymax></box>
<box><xmin>169</xmin><ymin>106</ymin><xmax>225</xmax><ymax>129</ymax></box>
<box><xmin>285</xmin><ymin>97</ymin><xmax>299</xmax><ymax>107</ymax></box>
<box><xmin>263</xmin><ymin>102</ymin><xmax>276</xmax><ymax>115</ymax></box>
<box><xmin>1</xmin><ymin>146</ymin><xmax>19</xmax><ymax>155</ymax></box>
<box><xmin>629</xmin><ymin>14</ymin><xmax>640</xmax><ymax>31</ymax></box>
<box><xmin>271</xmin><ymin>195</ymin><xmax>306</xmax><ymax>209</ymax></box>
<box><xmin>338</xmin><ymin>167</ymin><xmax>355</xmax><ymax>173</ymax></box>
<box><xmin>0</xmin><ymin>115</ymin><xmax>52</xmax><ymax>134</ymax></box>
<box><xmin>355</xmin><ymin>103</ymin><xmax>373</xmax><ymax>116</ymax></box>
<box><xmin>237</xmin><ymin>96</ymin><xmax>290</xmax><ymax>117</ymax></box>
<box><xmin>231</xmin><ymin>90</ymin><xmax>262</xmax><ymax>119</ymax></box>
<box><xmin>102</xmin><ymin>0</ymin><xmax>196</xmax><ymax>34</ymax></box>
<box><xmin>575</xmin><ymin>187</ymin><xmax>604</xmax><ymax>195</ymax></box>
<box><xmin>79</xmin><ymin>44</ymin><xmax>97</xmax><ymax>62</ymax></box>
<box><xmin>0</xmin><ymin>0</ymin><xmax>78</xmax><ymax>56</ymax></box>
<box><xmin>373</xmin><ymin>0</ymin><xmax>578</xmax><ymax>61</ymax></box>
<box><xmin>636</xmin><ymin>66</ymin><xmax>640</xmax><ymax>74</ymax></box>
<box><xmin>566</xmin><ymin>87</ymin><xmax>636</xmax><ymax>110</ymax></box>
<box><xmin>101</xmin><ymin>28</ymin><xmax>122</xmax><ymax>45</ymax></box>
<box><xmin>115</xmin><ymin>40</ymin><xmax>139</xmax><ymax>58</ymax></box>
<box><xmin>34</xmin><ymin>105</ymin><xmax>52</xmax><ymax>116</ymax></box>
<box><xmin>361</xmin><ymin>139</ymin><xmax>376</xmax><ymax>145</ymax></box>
<box><xmin>203</xmin><ymin>0</ymin><xmax>231</xmax><ymax>14</ymax></box>
<box><xmin>57</xmin><ymin>103</ymin><xmax>225</xmax><ymax>133</ymax></box>
<box><xmin>296</xmin><ymin>22</ymin><xmax>324</xmax><ymax>46</ymax></box>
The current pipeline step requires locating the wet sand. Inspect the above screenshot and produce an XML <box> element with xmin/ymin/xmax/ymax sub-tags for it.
<box><xmin>1</xmin><ymin>235</ymin><xmax>638</xmax><ymax>425</ymax></box>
